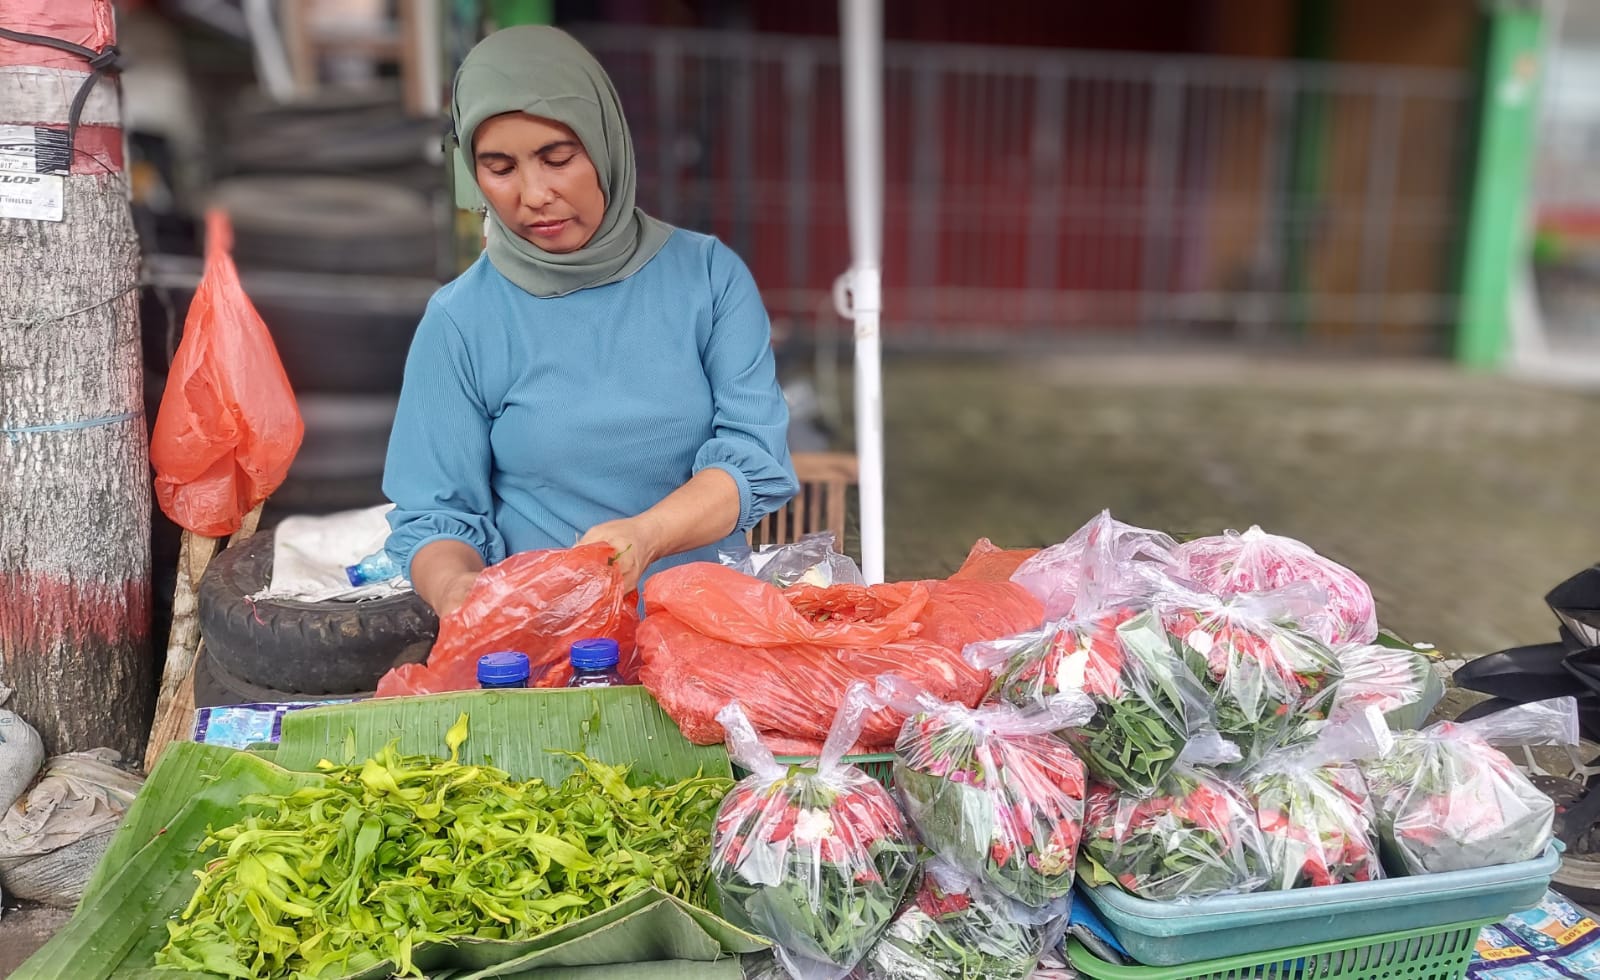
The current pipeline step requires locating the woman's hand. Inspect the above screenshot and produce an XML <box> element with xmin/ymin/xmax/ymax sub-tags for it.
<box><xmin>577</xmin><ymin>516</ymin><xmax>662</xmax><ymax>593</ymax></box>
<box><xmin>410</xmin><ymin>539</ymin><xmax>487</xmax><ymax>617</ymax></box>
<box><xmin>433</xmin><ymin>570</ymin><xmax>482</xmax><ymax>618</ymax></box>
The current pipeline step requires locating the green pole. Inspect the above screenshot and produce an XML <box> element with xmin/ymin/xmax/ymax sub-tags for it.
<box><xmin>1285</xmin><ymin>0</ymin><xmax>1334</xmax><ymax>340</ymax></box>
<box><xmin>1456</xmin><ymin>2</ymin><xmax>1546</xmax><ymax>368</ymax></box>
<box><xmin>490</xmin><ymin>0</ymin><xmax>553</xmax><ymax>28</ymax></box>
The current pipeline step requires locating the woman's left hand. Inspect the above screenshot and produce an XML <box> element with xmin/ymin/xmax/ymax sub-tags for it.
<box><xmin>576</xmin><ymin>516</ymin><xmax>661</xmax><ymax>593</ymax></box>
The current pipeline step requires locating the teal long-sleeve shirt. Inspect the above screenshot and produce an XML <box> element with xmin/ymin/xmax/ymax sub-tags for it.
<box><xmin>383</xmin><ymin>228</ymin><xmax>799</xmax><ymax>585</ymax></box>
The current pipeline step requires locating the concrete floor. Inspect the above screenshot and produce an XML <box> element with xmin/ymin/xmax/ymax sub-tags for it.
<box><xmin>0</xmin><ymin>906</ymin><xmax>70</xmax><ymax>978</ymax></box>
<box><xmin>867</xmin><ymin>353</ymin><xmax>1600</xmax><ymax>658</ymax></box>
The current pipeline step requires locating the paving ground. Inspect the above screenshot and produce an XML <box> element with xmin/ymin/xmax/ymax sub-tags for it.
<box><xmin>866</xmin><ymin>352</ymin><xmax>1600</xmax><ymax>659</ymax></box>
<box><xmin>4</xmin><ymin>351</ymin><xmax>1598</xmax><ymax>974</ymax></box>
<box><xmin>0</xmin><ymin>906</ymin><xmax>69</xmax><ymax>978</ymax></box>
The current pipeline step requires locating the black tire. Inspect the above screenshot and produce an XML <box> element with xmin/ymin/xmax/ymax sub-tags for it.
<box><xmin>193</xmin><ymin>647</ymin><xmax>374</xmax><ymax>709</ymax></box>
<box><xmin>141</xmin><ymin>255</ymin><xmax>431</xmax><ymax>392</ymax></box>
<box><xmin>290</xmin><ymin>394</ymin><xmax>397</xmax><ymax>481</ymax></box>
<box><xmin>199</xmin><ymin>529</ymin><xmax>436</xmax><ymax>695</ymax></box>
<box><xmin>220</xmin><ymin>87</ymin><xmax>442</xmax><ymax>185</ymax></box>
<box><xmin>212</xmin><ymin>177</ymin><xmax>439</xmax><ymax>278</ymax></box>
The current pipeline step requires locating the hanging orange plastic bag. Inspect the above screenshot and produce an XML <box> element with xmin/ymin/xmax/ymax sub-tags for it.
<box><xmin>150</xmin><ymin>210</ymin><xmax>303</xmax><ymax>536</ymax></box>
<box><xmin>376</xmin><ymin>543</ymin><xmax>638</xmax><ymax>697</ymax></box>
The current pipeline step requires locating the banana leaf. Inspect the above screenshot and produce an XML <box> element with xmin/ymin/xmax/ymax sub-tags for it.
<box><xmin>22</xmin><ymin>689</ymin><xmax>764</xmax><ymax>979</ymax></box>
<box><xmin>269</xmin><ymin>688</ymin><xmax>733</xmax><ymax>784</ymax></box>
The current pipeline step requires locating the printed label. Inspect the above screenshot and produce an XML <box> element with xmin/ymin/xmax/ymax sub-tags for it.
<box><xmin>0</xmin><ymin>171</ymin><xmax>63</xmax><ymax>221</ymax></box>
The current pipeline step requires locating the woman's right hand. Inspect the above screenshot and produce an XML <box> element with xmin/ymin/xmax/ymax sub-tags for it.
<box><xmin>410</xmin><ymin>539</ymin><xmax>487</xmax><ymax>617</ymax></box>
<box><xmin>434</xmin><ymin>570</ymin><xmax>482</xmax><ymax>618</ymax></box>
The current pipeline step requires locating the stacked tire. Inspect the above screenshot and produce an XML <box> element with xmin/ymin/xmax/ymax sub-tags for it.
<box><xmin>195</xmin><ymin>531</ymin><xmax>436</xmax><ymax>706</ymax></box>
<box><xmin>153</xmin><ymin>90</ymin><xmax>449</xmax><ymax>705</ymax></box>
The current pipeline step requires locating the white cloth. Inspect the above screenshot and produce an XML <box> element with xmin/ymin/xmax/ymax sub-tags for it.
<box><xmin>259</xmin><ymin>504</ymin><xmax>411</xmax><ymax>602</ymax></box>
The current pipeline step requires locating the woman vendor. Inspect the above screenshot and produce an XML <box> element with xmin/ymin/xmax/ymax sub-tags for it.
<box><xmin>384</xmin><ymin>25</ymin><xmax>799</xmax><ymax>616</ymax></box>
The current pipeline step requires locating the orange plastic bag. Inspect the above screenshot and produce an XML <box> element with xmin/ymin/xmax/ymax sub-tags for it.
<box><xmin>637</xmin><ymin>563</ymin><xmax>1042</xmax><ymax>749</ymax></box>
<box><xmin>948</xmin><ymin>538</ymin><xmax>1041</xmax><ymax>583</ymax></box>
<box><xmin>376</xmin><ymin>543</ymin><xmax>638</xmax><ymax>697</ymax></box>
<box><xmin>150</xmin><ymin>211</ymin><xmax>303</xmax><ymax>536</ymax></box>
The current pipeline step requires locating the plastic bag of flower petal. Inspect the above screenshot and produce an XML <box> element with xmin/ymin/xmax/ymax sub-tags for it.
<box><xmin>1009</xmin><ymin>510</ymin><xmax>1180</xmax><ymax>621</ymax></box>
<box><xmin>710</xmin><ymin>685</ymin><xmax>918</xmax><ymax>980</ymax></box>
<box><xmin>1361</xmin><ymin>697</ymin><xmax>1577</xmax><ymax>875</ymax></box>
<box><xmin>881</xmin><ymin>677</ymin><xmax>1091</xmax><ymax>907</ymax></box>
<box><xmin>968</xmin><ymin>603</ymin><xmax>1229</xmax><ymax>796</ymax></box>
<box><xmin>1158</xmin><ymin>583</ymin><xmax>1343</xmax><ymax>768</ymax></box>
<box><xmin>1081</xmin><ymin>764</ymin><xmax>1271</xmax><ymax>901</ymax></box>
<box><xmin>860</xmin><ymin>857</ymin><xmax>1062</xmax><ymax>980</ymax></box>
<box><xmin>1242</xmin><ymin>714</ymin><xmax>1387</xmax><ymax>889</ymax></box>
<box><xmin>1174</xmin><ymin>526</ymin><xmax>1378</xmax><ymax>646</ymax></box>
<box><xmin>1329</xmin><ymin>641</ymin><xmax>1442</xmax><ymax>729</ymax></box>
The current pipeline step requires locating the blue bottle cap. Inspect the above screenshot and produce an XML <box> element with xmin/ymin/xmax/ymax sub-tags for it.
<box><xmin>570</xmin><ymin>638</ymin><xmax>620</xmax><ymax>670</ymax></box>
<box><xmin>477</xmin><ymin>651</ymin><xmax>531</xmax><ymax>685</ymax></box>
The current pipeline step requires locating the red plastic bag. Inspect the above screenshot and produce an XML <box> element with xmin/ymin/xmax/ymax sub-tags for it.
<box><xmin>375</xmin><ymin>543</ymin><xmax>638</xmax><ymax>697</ymax></box>
<box><xmin>637</xmin><ymin>563</ymin><xmax>1042</xmax><ymax>748</ymax></box>
<box><xmin>948</xmin><ymin>538</ymin><xmax>1040</xmax><ymax>583</ymax></box>
<box><xmin>150</xmin><ymin>211</ymin><xmax>303</xmax><ymax>536</ymax></box>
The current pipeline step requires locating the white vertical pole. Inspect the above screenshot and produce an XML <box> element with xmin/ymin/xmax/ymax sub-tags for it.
<box><xmin>838</xmin><ymin>0</ymin><xmax>886</xmax><ymax>584</ymax></box>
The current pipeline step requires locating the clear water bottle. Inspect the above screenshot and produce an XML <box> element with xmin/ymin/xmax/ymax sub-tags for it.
<box><xmin>477</xmin><ymin>651</ymin><xmax>531</xmax><ymax>689</ymax></box>
<box><xmin>345</xmin><ymin>549</ymin><xmax>402</xmax><ymax>587</ymax></box>
<box><xmin>566</xmin><ymin>638</ymin><xmax>625</xmax><ymax>688</ymax></box>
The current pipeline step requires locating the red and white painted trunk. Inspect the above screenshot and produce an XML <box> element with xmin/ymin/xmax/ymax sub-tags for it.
<box><xmin>0</xmin><ymin>0</ymin><xmax>152</xmax><ymax>758</ymax></box>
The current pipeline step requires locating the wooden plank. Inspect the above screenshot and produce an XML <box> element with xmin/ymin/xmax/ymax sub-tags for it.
<box><xmin>142</xmin><ymin>502</ymin><xmax>264</xmax><ymax>772</ymax></box>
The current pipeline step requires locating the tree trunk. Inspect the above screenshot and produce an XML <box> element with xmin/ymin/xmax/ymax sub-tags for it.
<box><xmin>0</xmin><ymin>0</ymin><xmax>153</xmax><ymax>759</ymax></box>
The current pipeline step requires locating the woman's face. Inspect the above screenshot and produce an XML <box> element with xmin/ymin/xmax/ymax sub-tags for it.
<box><xmin>474</xmin><ymin>113</ymin><xmax>605</xmax><ymax>253</ymax></box>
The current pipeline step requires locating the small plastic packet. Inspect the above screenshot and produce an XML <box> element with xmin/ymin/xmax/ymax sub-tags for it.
<box><xmin>1360</xmin><ymin>697</ymin><xmax>1577</xmax><ymax>875</ymax></box>
<box><xmin>1174</xmin><ymin>526</ymin><xmax>1378</xmax><ymax>647</ymax></box>
<box><xmin>858</xmin><ymin>857</ymin><xmax>1058</xmax><ymax>980</ymax></box>
<box><xmin>720</xmin><ymin>531</ymin><xmax>867</xmax><ymax>589</ymax></box>
<box><xmin>1329</xmin><ymin>641</ymin><xmax>1441</xmax><ymax>728</ymax></box>
<box><xmin>710</xmin><ymin>685</ymin><xmax>918</xmax><ymax>980</ymax></box>
<box><xmin>1010</xmin><ymin>510</ymin><xmax>1180</xmax><ymax>621</ymax></box>
<box><xmin>880</xmin><ymin>677</ymin><xmax>1091</xmax><ymax>907</ymax></box>
<box><xmin>967</xmin><ymin>604</ymin><xmax>1230</xmax><ymax>796</ymax></box>
<box><xmin>1242</xmin><ymin>715</ymin><xmax>1387</xmax><ymax>889</ymax></box>
<box><xmin>1158</xmin><ymin>584</ymin><xmax>1344</xmax><ymax>767</ymax></box>
<box><xmin>1081</xmin><ymin>765</ymin><xmax>1271</xmax><ymax>901</ymax></box>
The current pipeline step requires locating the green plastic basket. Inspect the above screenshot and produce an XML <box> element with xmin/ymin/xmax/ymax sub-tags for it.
<box><xmin>1067</xmin><ymin>917</ymin><xmax>1496</xmax><ymax>980</ymax></box>
<box><xmin>734</xmin><ymin>752</ymin><xmax>897</xmax><ymax>790</ymax></box>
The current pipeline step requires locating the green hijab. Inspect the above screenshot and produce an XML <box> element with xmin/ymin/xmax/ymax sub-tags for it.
<box><xmin>451</xmin><ymin>26</ymin><xmax>672</xmax><ymax>298</ymax></box>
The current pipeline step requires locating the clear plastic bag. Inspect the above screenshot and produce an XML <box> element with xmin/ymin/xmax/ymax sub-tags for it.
<box><xmin>1243</xmin><ymin>717</ymin><xmax>1386</xmax><ymax>889</ymax></box>
<box><xmin>1081</xmin><ymin>766</ymin><xmax>1271</xmax><ymax>901</ymax></box>
<box><xmin>1010</xmin><ymin>510</ymin><xmax>1180</xmax><ymax>621</ymax></box>
<box><xmin>721</xmin><ymin>532</ymin><xmax>867</xmax><ymax>589</ymax></box>
<box><xmin>1158</xmin><ymin>584</ymin><xmax>1344</xmax><ymax>768</ymax></box>
<box><xmin>967</xmin><ymin>605</ymin><xmax>1227</xmax><ymax>796</ymax></box>
<box><xmin>1330</xmin><ymin>642</ymin><xmax>1438</xmax><ymax>725</ymax></box>
<box><xmin>859</xmin><ymin>858</ymin><xmax>1055</xmax><ymax>980</ymax></box>
<box><xmin>1361</xmin><ymin>698</ymin><xmax>1576</xmax><ymax>875</ymax></box>
<box><xmin>1174</xmin><ymin>526</ymin><xmax>1378</xmax><ymax>646</ymax></box>
<box><xmin>374</xmin><ymin>543</ymin><xmax>638</xmax><ymax>697</ymax></box>
<box><xmin>880</xmin><ymin>678</ymin><xmax>1091</xmax><ymax>907</ymax></box>
<box><xmin>710</xmin><ymin>686</ymin><xmax>918</xmax><ymax>980</ymax></box>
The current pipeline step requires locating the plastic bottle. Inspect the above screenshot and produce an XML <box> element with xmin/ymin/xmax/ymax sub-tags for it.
<box><xmin>345</xmin><ymin>549</ymin><xmax>402</xmax><ymax>587</ymax></box>
<box><xmin>566</xmin><ymin>638</ymin><xmax>625</xmax><ymax>687</ymax></box>
<box><xmin>477</xmin><ymin>651</ymin><xmax>531</xmax><ymax>689</ymax></box>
